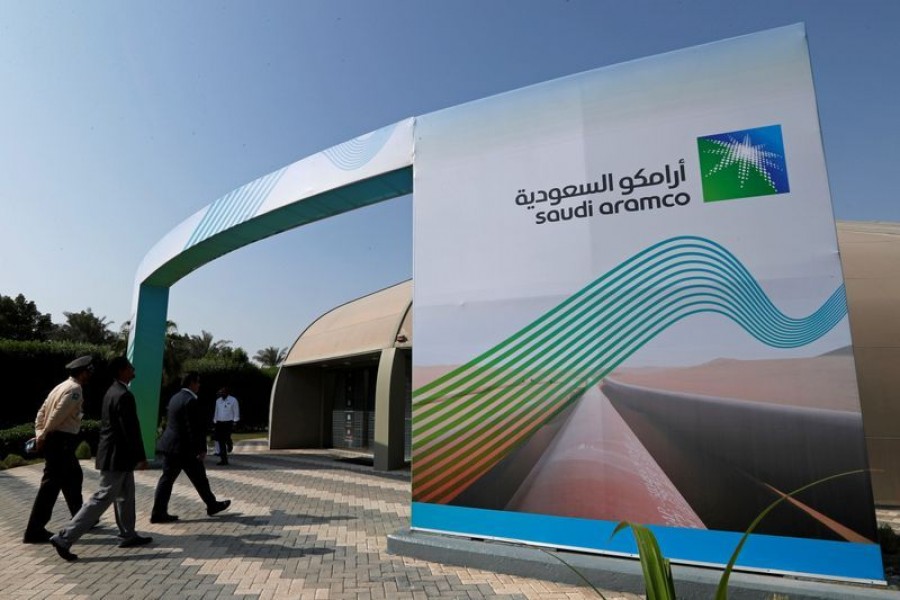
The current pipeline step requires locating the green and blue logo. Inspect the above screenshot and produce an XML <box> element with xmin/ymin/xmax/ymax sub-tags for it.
<box><xmin>697</xmin><ymin>124</ymin><xmax>790</xmax><ymax>202</ymax></box>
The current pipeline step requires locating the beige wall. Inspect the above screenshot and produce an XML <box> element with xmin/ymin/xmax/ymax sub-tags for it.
<box><xmin>838</xmin><ymin>222</ymin><xmax>900</xmax><ymax>505</ymax></box>
<box><xmin>269</xmin><ymin>366</ymin><xmax>326</xmax><ymax>449</ymax></box>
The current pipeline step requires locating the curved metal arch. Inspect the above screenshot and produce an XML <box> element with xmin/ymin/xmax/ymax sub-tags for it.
<box><xmin>127</xmin><ymin>119</ymin><xmax>415</xmax><ymax>455</ymax></box>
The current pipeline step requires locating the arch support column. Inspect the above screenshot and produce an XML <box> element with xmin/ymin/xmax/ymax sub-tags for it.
<box><xmin>128</xmin><ymin>283</ymin><xmax>169</xmax><ymax>459</ymax></box>
<box><xmin>374</xmin><ymin>347</ymin><xmax>407</xmax><ymax>470</ymax></box>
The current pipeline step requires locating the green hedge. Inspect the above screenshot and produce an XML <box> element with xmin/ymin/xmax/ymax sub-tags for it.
<box><xmin>160</xmin><ymin>358</ymin><xmax>274</xmax><ymax>431</ymax></box>
<box><xmin>0</xmin><ymin>339</ymin><xmax>275</xmax><ymax>434</ymax></box>
<box><xmin>0</xmin><ymin>339</ymin><xmax>113</xmax><ymax>429</ymax></box>
<box><xmin>3</xmin><ymin>454</ymin><xmax>26</xmax><ymax>469</ymax></box>
<box><xmin>0</xmin><ymin>423</ymin><xmax>34</xmax><ymax>460</ymax></box>
<box><xmin>80</xmin><ymin>419</ymin><xmax>101</xmax><ymax>455</ymax></box>
<box><xmin>75</xmin><ymin>441</ymin><xmax>92</xmax><ymax>460</ymax></box>
<box><xmin>0</xmin><ymin>418</ymin><xmax>100</xmax><ymax>462</ymax></box>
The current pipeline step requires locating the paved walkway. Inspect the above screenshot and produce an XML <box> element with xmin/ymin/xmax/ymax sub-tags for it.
<box><xmin>0</xmin><ymin>447</ymin><xmax>638</xmax><ymax>600</ymax></box>
<box><xmin>4</xmin><ymin>444</ymin><xmax>898</xmax><ymax>599</ymax></box>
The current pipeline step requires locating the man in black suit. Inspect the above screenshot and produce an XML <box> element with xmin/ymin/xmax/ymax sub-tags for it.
<box><xmin>150</xmin><ymin>371</ymin><xmax>230</xmax><ymax>523</ymax></box>
<box><xmin>49</xmin><ymin>357</ymin><xmax>152</xmax><ymax>561</ymax></box>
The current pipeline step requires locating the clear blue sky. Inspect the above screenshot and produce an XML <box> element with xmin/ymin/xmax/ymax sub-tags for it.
<box><xmin>1</xmin><ymin>1</ymin><xmax>898</xmax><ymax>357</ymax></box>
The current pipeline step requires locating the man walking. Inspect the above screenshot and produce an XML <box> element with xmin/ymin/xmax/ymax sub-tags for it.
<box><xmin>212</xmin><ymin>386</ymin><xmax>239</xmax><ymax>465</ymax></box>
<box><xmin>49</xmin><ymin>357</ymin><xmax>152</xmax><ymax>561</ymax></box>
<box><xmin>150</xmin><ymin>372</ymin><xmax>230</xmax><ymax>523</ymax></box>
<box><xmin>23</xmin><ymin>355</ymin><xmax>93</xmax><ymax>544</ymax></box>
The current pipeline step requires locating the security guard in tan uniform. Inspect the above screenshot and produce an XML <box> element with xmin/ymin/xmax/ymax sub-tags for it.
<box><xmin>23</xmin><ymin>355</ymin><xmax>93</xmax><ymax>544</ymax></box>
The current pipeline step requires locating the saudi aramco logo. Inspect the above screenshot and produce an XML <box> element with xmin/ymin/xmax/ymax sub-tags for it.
<box><xmin>697</xmin><ymin>124</ymin><xmax>790</xmax><ymax>202</ymax></box>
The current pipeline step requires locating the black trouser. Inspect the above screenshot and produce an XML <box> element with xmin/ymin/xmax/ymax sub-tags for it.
<box><xmin>25</xmin><ymin>432</ymin><xmax>83</xmax><ymax>535</ymax></box>
<box><xmin>151</xmin><ymin>452</ymin><xmax>217</xmax><ymax>517</ymax></box>
<box><xmin>214</xmin><ymin>421</ymin><xmax>233</xmax><ymax>463</ymax></box>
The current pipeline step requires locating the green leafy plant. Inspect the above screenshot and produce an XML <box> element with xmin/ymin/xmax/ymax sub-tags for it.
<box><xmin>0</xmin><ymin>423</ymin><xmax>35</xmax><ymax>461</ymax></box>
<box><xmin>75</xmin><ymin>440</ymin><xmax>92</xmax><ymax>460</ymax></box>
<box><xmin>543</xmin><ymin>469</ymin><xmax>866</xmax><ymax>599</ymax></box>
<box><xmin>612</xmin><ymin>521</ymin><xmax>677</xmax><ymax>600</ymax></box>
<box><xmin>711</xmin><ymin>470</ymin><xmax>865</xmax><ymax>599</ymax></box>
<box><xmin>2</xmin><ymin>453</ymin><xmax>26</xmax><ymax>469</ymax></box>
<box><xmin>536</xmin><ymin>548</ymin><xmax>609</xmax><ymax>599</ymax></box>
<box><xmin>79</xmin><ymin>419</ymin><xmax>101</xmax><ymax>456</ymax></box>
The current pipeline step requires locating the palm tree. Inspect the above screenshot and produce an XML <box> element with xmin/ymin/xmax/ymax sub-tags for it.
<box><xmin>162</xmin><ymin>321</ymin><xmax>190</xmax><ymax>387</ymax></box>
<box><xmin>187</xmin><ymin>330</ymin><xmax>232</xmax><ymax>359</ymax></box>
<box><xmin>254</xmin><ymin>346</ymin><xmax>286</xmax><ymax>368</ymax></box>
<box><xmin>113</xmin><ymin>320</ymin><xmax>132</xmax><ymax>355</ymax></box>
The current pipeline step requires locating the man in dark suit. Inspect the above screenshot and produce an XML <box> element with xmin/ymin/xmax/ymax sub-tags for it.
<box><xmin>150</xmin><ymin>371</ymin><xmax>230</xmax><ymax>523</ymax></box>
<box><xmin>49</xmin><ymin>357</ymin><xmax>152</xmax><ymax>561</ymax></box>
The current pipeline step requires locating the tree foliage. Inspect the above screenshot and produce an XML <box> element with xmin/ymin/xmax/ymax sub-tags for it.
<box><xmin>55</xmin><ymin>308</ymin><xmax>116</xmax><ymax>345</ymax></box>
<box><xmin>172</xmin><ymin>356</ymin><xmax>274</xmax><ymax>430</ymax></box>
<box><xmin>1</xmin><ymin>292</ymin><xmax>276</xmax><ymax>431</ymax></box>
<box><xmin>219</xmin><ymin>345</ymin><xmax>249</xmax><ymax>363</ymax></box>
<box><xmin>161</xmin><ymin>324</ymin><xmax>246</xmax><ymax>385</ymax></box>
<box><xmin>162</xmin><ymin>321</ymin><xmax>190</xmax><ymax>387</ymax></box>
<box><xmin>254</xmin><ymin>346</ymin><xmax>287</xmax><ymax>367</ymax></box>
<box><xmin>0</xmin><ymin>340</ymin><xmax>112</xmax><ymax>428</ymax></box>
<box><xmin>0</xmin><ymin>293</ymin><xmax>54</xmax><ymax>341</ymax></box>
<box><xmin>113</xmin><ymin>320</ymin><xmax>131</xmax><ymax>355</ymax></box>
<box><xmin>186</xmin><ymin>330</ymin><xmax>233</xmax><ymax>360</ymax></box>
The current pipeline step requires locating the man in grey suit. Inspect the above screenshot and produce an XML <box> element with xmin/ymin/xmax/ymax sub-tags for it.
<box><xmin>150</xmin><ymin>371</ymin><xmax>230</xmax><ymax>523</ymax></box>
<box><xmin>49</xmin><ymin>357</ymin><xmax>152</xmax><ymax>561</ymax></box>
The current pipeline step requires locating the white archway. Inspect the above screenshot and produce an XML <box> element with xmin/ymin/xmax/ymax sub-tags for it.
<box><xmin>128</xmin><ymin>119</ymin><xmax>414</xmax><ymax>455</ymax></box>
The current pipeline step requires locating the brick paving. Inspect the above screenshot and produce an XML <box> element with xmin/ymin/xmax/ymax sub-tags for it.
<box><xmin>0</xmin><ymin>447</ymin><xmax>640</xmax><ymax>599</ymax></box>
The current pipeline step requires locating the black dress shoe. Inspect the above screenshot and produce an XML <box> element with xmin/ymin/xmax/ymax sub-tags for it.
<box><xmin>206</xmin><ymin>499</ymin><xmax>231</xmax><ymax>516</ymax></box>
<box><xmin>149</xmin><ymin>514</ymin><xmax>179</xmax><ymax>524</ymax></box>
<box><xmin>50</xmin><ymin>536</ymin><xmax>78</xmax><ymax>561</ymax></box>
<box><xmin>118</xmin><ymin>534</ymin><xmax>153</xmax><ymax>548</ymax></box>
<box><xmin>23</xmin><ymin>529</ymin><xmax>53</xmax><ymax>544</ymax></box>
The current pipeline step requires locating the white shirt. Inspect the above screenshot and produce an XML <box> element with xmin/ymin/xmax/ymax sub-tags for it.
<box><xmin>213</xmin><ymin>395</ymin><xmax>240</xmax><ymax>423</ymax></box>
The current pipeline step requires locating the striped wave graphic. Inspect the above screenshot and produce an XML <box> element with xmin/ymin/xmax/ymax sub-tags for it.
<box><xmin>185</xmin><ymin>167</ymin><xmax>287</xmax><ymax>250</ymax></box>
<box><xmin>411</xmin><ymin>236</ymin><xmax>848</xmax><ymax>504</ymax></box>
<box><xmin>322</xmin><ymin>123</ymin><xmax>395</xmax><ymax>171</ymax></box>
<box><xmin>126</xmin><ymin>330</ymin><xmax>135</xmax><ymax>360</ymax></box>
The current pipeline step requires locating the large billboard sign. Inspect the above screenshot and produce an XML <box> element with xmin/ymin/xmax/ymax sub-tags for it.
<box><xmin>411</xmin><ymin>25</ymin><xmax>883</xmax><ymax>582</ymax></box>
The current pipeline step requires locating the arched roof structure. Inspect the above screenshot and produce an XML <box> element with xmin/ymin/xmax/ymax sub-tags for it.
<box><xmin>283</xmin><ymin>280</ymin><xmax>412</xmax><ymax>367</ymax></box>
